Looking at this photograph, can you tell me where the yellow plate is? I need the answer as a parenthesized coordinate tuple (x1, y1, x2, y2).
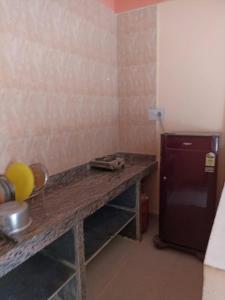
(5, 162, 34, 202)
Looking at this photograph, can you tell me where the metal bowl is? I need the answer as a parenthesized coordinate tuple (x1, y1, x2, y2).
(0, 201, 32, 235)
(30, 163, 49, 194)
(0, 175, 15, 203)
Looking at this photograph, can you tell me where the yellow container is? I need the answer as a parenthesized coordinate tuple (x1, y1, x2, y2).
(5, 162, 35, 202)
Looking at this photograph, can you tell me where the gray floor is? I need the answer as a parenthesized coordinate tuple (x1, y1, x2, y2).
(87, 218, 203, 300)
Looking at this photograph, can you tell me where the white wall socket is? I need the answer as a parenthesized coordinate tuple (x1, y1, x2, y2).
(148, 108, 165, 121)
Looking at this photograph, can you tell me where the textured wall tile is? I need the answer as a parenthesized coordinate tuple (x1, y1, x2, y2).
(118, 30, 157, 66)
(119, 124, 157, 154)
(117, 6, 156, 34)
(0, 0, 119, 174)
(118, 6, 157, 154)
(119, 95, 156, 126)
(0, 0, 157, 174)
(118, 64, 156, 97)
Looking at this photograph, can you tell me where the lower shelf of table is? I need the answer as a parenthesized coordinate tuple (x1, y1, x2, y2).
(50, 274, 77, 300)
(0, 252, 76, 300)
(84, 206, 135, 264)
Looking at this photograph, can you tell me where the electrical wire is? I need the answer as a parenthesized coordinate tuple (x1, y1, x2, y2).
(157, 112, 165, 133)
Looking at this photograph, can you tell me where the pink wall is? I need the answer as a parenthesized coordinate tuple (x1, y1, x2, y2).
(0, 0, 118, 175)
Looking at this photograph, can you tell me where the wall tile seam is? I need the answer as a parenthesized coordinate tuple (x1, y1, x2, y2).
(0, 125, 120, 139)
(0, 88, 119, 99)
(0, 32, 117, 67)
(0, 19, 117, 40)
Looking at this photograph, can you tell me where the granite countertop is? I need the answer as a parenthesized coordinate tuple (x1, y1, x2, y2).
(0, 153, 157, 277)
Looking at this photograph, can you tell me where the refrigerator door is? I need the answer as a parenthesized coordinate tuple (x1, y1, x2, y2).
(160, 135, 218, 251)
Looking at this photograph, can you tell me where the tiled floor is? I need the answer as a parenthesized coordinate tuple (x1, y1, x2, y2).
(87, 218, 203, 300)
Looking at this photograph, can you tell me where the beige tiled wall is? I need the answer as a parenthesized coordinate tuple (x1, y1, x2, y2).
(118, 7, 157, 154)
(0, 0, 157, 175)
(0, 0, 119, 174)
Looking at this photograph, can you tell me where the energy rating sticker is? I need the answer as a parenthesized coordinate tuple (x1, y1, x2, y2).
(205, 152, 216, 167)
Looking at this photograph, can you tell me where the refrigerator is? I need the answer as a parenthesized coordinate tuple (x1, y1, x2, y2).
(159, 133, 219, 253)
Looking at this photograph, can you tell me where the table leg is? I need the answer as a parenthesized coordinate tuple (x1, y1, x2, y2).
(74, 219, 86, 300)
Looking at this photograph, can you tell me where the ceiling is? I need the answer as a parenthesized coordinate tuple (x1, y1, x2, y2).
(99, 0, 167, 13)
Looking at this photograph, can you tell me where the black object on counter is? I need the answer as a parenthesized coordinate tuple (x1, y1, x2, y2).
(90, 155, 125, 171)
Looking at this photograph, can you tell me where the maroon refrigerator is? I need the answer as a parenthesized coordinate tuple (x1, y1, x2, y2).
(158, 133, 219, 255)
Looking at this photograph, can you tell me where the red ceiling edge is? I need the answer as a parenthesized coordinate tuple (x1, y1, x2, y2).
(115, 0, 168, 13)
(98, 0, 167, 13)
